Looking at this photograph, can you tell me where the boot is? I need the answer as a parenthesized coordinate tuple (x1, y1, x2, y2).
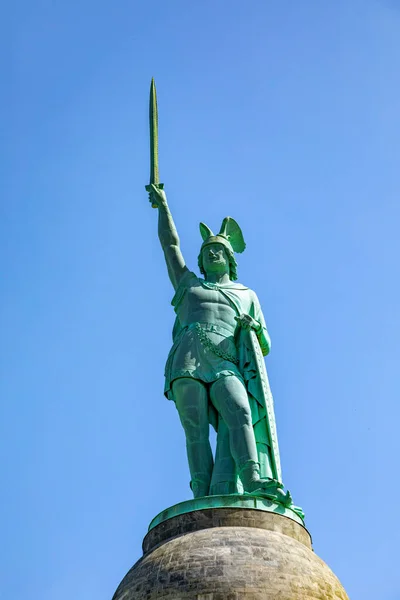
(190, 477, 211, 498)
(239, 460, 292, 506)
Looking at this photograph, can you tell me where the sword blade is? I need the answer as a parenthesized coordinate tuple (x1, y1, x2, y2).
(146, 79, 163, 207)
(149, 78, 159, 185)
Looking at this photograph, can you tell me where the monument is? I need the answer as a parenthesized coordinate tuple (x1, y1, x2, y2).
(111, 80, 349, 599)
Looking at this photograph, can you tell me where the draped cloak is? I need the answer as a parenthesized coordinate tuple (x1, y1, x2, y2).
(164, 270, 282, 485)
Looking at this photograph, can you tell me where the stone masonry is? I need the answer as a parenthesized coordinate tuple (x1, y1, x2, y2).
(112, 508, 349, 600)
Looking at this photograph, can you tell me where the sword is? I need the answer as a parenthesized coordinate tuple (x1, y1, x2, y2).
(145, 78, 164, 207)
(248, 328, 282, 483)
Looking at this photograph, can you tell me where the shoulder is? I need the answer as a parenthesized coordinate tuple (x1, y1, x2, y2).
(171, 270, 198, 308)
(223, 281, 250, 291)
(232, 283, 258, 303)
(243, 288, 262, 310)
(177, 269, 199, 288)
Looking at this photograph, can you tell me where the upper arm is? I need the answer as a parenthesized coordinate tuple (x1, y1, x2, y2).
(164, 244, 188, 290)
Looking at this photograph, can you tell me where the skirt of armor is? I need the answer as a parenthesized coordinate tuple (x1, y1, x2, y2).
(164, 324, 243, 399)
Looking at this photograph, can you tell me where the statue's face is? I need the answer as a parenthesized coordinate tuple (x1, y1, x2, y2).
(202, 243, 229, 276)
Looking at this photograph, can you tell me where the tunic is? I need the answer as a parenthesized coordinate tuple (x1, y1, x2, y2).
(164, 270, 269, 399)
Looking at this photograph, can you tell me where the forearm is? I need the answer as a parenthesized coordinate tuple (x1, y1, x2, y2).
(158, 203, 180, 250)
(257, 325, 271, 356)
(236, 313, 271, 356)
(149, 185, 186, 288)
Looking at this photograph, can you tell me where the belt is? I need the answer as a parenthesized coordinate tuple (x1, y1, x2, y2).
(190, 322, 239, 365)
(187, 321, 236, 338)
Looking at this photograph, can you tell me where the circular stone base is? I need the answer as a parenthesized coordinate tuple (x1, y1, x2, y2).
(148, 493, 305, 529)
(112, 508, 349, 600)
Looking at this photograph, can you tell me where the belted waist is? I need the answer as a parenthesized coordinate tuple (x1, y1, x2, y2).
(190, 322, 238, 365)
(169, 321, 239, 366)
(186, 321, 236, 338)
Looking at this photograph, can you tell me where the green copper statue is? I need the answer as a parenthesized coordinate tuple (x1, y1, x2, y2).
(146, 80, 299, 513)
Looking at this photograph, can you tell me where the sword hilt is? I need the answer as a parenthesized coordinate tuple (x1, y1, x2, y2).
(145, 182, 164, 208)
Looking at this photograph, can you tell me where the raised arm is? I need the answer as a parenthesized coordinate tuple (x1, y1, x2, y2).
(148, 184, 188, 290)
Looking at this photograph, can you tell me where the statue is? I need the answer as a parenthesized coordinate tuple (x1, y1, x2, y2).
(146, 80, 301, 516)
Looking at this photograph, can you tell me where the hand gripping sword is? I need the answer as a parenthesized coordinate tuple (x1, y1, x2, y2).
(145, 78, 164, 207)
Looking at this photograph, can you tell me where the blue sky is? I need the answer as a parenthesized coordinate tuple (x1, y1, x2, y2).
(2, 1, 399, 598)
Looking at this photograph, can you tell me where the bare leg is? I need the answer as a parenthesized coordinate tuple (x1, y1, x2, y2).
(210, 417, 237, 495)
(210, 376, 258, 472)
(172, 377, 213, 498)
(210, 376, 291, 504)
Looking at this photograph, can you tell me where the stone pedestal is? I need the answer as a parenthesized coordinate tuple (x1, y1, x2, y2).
(112, 507, 349, 600)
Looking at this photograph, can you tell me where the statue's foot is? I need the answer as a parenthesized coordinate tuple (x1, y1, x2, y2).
(244, 476, 280, 494)
(246, 477, 293, 507)
(190, 479, 210, 498)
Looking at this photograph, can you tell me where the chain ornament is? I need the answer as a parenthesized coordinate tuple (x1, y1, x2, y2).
(195, 323, 239, 365)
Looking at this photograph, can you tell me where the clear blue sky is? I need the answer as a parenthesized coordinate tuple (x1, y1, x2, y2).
(2, 1, 399, 598)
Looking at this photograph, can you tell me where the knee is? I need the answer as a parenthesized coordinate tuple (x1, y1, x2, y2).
(230, 403, 252, 429)
(211, 378, 253, 429)
(179, 407, 209, 442)
(222, 394, 253, 429)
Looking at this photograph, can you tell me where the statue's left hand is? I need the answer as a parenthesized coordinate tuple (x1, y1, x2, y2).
(235, 314, 261, 332)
